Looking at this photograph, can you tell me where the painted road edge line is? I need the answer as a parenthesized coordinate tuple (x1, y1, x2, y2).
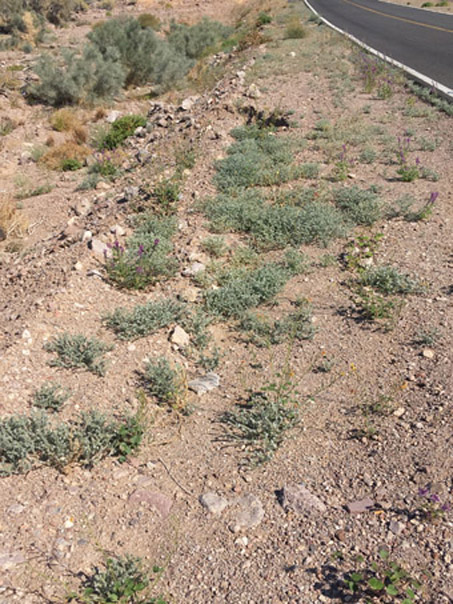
(303, 0, 453, 101)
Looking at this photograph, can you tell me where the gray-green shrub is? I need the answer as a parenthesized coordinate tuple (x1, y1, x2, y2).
(44, 333, 112, 376)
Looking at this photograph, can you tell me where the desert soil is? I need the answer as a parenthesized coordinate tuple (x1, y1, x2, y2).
(0, 0, 452, 603)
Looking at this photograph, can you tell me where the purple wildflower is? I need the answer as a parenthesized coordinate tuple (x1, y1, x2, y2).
(429, 192, 439, 204)
(138, 244, 145, 257)
(418, 486, 430, 497)
(154, 238, 160, 246)
(136, 266, 144, 274)
(430, 494, 440, 503)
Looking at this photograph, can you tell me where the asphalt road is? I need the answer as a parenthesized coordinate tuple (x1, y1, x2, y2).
(306, 0, 453, 92)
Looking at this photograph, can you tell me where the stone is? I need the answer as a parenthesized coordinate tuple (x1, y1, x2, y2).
(393, 407, 406, 418)
(110, 224, 126, 237)
(182, 262, 205, 277)
(281, 484, 327, 515)
(199, 492, 229, 515)
(0, 227, 6, 242)
(89, 238, 109, 259)
(180, 96, 197, 111)
(180, 287, 200, 303)
(422, 348, 435, 359)
(73, 261, 83, 272)
(170, 326, 190, 348)
(7, 504, 25, 515)
(246, 83, 262, 99)
(106, 110, 121, 123)
(0, 552, 26, 571)
(231, 494, 264, 532)
(73, 198, 92, 217)
(346, 497, 375, 514)
(137, 149, 151, 164)
(188, 373, 220, 396)
(96, 181, 111, 191)
(82, 230, 92, 243)
(128, 490, 172, 518)
(134, 126, 146, 137)
(389, 520, 405, 535)
(122, 186, 139, 201)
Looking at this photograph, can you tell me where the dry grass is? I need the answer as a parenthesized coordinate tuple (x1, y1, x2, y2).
(50, 108, 88, 143)
(40, 141, 91, 170)
(232, 0, 286, 25)
(0, 195, 28, 243)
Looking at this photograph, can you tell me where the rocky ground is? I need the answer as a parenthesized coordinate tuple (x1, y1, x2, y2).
(0, 1, 452, 603)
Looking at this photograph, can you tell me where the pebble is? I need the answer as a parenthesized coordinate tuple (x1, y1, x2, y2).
(128, 489, 172, 518)
(188, 373, 220, 395)
(230, 494, 264, 532)
(199, 492, 229, 515)
(393, 407, 406, 418)
(170, 325, 190, 348)
(389, 520, 405, 535)
(281, 484, 327, 515)
(422, 348, 435, 359)
(0, 552, 26, 571)
(182, 262, 205, 277)
(346, 497, 375, 514)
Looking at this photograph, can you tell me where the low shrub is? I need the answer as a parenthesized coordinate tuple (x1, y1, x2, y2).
(167, 17, 233, 60)
(41, 141, 90, 170)
(32, 382, 70, 412)
(284, 16, 307, 39)
(99, 114, 146, 150)
(142, 357, 184, 408)
(359, 265, 420, 295)
(0, 410, 143, 476)
(105, 215, 178, 290)
(137, 13, 161, 30)
(44, 333, 113, 376)
(204, 262, 290, 319)
(333, 186, 383, 226)
(104, 298, 185, 340)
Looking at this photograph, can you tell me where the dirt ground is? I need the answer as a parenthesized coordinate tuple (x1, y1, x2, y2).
(0, 1, 452, 603)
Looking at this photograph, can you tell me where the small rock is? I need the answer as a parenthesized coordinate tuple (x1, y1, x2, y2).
(89, 238, 109, 258)
(188, 373, 220, 395)
(73, 261, 83, 272)
(110, 224, 126, 237)
(393, 407, 406, 418)
(335, 529, 346, 542)
(0, 227, 6, 242)
(231, 494, 264, 532)
(180, 96, 197, 111)
(106, 110, 121, 123)
(422, 348, 435, 359)
(122, 186, 139, 201)
(389, 520, 405, 535)
(182, 262, 205, 277)
(235, 536, 249, 547)
(134, 126, 146, 137)
(82, 230, 92, 243)
(96, 181, 111, 191)
(136, 149, 151, 164)
(0, 552, 26, 571)
(289, 51, 296, 57)
(170, 326, 190, 347)
(199, 492, 229, 515)
(246, 83, 262, 99)
(128, 490, 172, 518)
(73, 199, 92, 217)
(7, 504, 25, 515)
(346, 497, 375, 514)
(281, 484, 327, 515)
(180, 287, 200, 303)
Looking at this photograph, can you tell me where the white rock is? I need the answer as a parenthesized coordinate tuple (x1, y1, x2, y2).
(199, 492, 229, 515)
(422, 348, 435, 359)
(182, 262, 205, 277)
(170, 326, 190, 348)
(188, 373, 220, 395)
(106, 110, 121, 123)
(110, 224, 126, 237)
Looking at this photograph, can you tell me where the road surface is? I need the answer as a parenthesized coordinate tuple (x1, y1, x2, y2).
(306, 0, 453, 93)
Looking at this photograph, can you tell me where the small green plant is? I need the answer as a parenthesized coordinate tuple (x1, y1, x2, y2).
(344, 233, 383, 273)
(32, 382, 71, 412)
(105, 216, 178, 290)
(256, 11, 272, 27)
(104, 298, 185, 340)
(137, 13, 161, 30)
(354, 287, 400, 322)
(220, 369, 300, 465)
(99, 115, 146, 150)
(201, 236, 227, 258)
(204, 262, 290, 319)
(344, 549, 423, 602)
(44, 333, 113, 376)
(151, 179, 180, 214)
(413, 327, 439, 347)
(68, 554, 166, 603)
(0, 411, 143, 476)
(61, 158, 83, 171)
(359, 265, 420, 295)
(143, 357, 186, 410)
(333, 186, 382, 226)
(284, 16, 307, 39)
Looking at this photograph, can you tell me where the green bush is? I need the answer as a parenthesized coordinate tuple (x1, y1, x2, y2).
(0, 411, 143, 476)
(44, 333, 113, 376)
(204, 190, 347, 249)
(99, 114, 146, 150)
(333, 186, 383, 226)
(137, 13, 161, 30)
(359, 265, 420, 295)
(142, 357, 182, 405)
(204, 263, 290, 319)
(104, 298, 185, 340)
(167, 17, 233, 59)
(105, 215, 178, 290)
(213, 129, 298, 192)
(61, 157, 83, 171)
(30, 45, 125, 106)
(32, 382, 70, 412)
